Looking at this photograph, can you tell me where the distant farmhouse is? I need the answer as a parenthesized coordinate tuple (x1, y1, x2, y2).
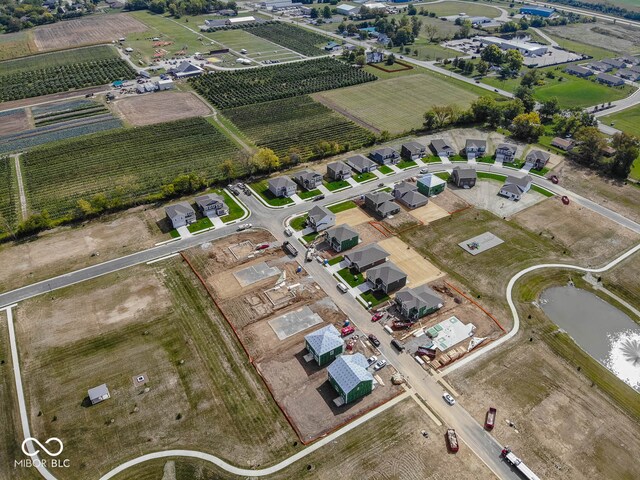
(551, 137, 575, 151)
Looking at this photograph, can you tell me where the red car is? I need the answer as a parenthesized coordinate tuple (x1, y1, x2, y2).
(341, 326, 355, 337)
(256, 243, 269, 250)
(371, 312, 384, 322)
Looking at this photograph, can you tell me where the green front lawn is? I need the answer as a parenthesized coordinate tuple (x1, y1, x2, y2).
(424, 155, 442, 163)
(450, 154, 466, 162)
(290, 214, 308, 231)
(328, 255, 343, 266)
(477, 172, 506, 182)
(360, 289, 390, 308)
(531, 185, 554, 197)
(298, 188, 322, 200)
(187, 217, 213, 233)
(217, 189, 245, 223)
(478, 156, 495, 164)
(397, 160, 417, 170)
(378, 165, 394, 175)
(503, 160, 525, 170)
(530, 166, 550, 176)
(435, 172, 450, 181)
(250, 180, 294, 206)
(328, 200, 357, 213)
(337, 267, 365, 287)
(303, 232, 319, 243)
(324, 179, 351, 191)
(353, 172, 377, 183)
(169, 228, 180, 238)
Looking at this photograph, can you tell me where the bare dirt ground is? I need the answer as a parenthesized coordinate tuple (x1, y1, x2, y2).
(513, 196, 639, 266)
(430, 188, 470, 213)
(0, 206, 164, 292)
(554, 160, 640, 224)
(448, 339, 640, 480)
(334, 206, 371, 226)
(0, 109, 30, 136)
(601, 251, 640, 311)
(378, 236, 445, 287)
(409, 201, 450, 223)
(451, 180, 547, 218)
(544, 22, 640, 55)
(381, 208, 421, 232)
(111, 91, 212, 127)
(33, 15, 148, 51)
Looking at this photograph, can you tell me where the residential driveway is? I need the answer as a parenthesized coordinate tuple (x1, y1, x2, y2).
(176, 226, 192, 238)
(450, 181, 546, 217)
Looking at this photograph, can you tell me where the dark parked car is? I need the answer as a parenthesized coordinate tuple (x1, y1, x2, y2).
(391, 339, 405, 352)
(368, 334, 380, 347)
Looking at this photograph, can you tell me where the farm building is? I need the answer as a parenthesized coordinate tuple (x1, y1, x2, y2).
(417, 174, 446, 197)
(268, 176, 297, 197)
(401, 141, 427, 160)
(136, 83, 157, 94)
(524, 150, 550, 170)
(370, 147, 400, 165)
(226, 16, 255, 25)
(156, 79, 174, 90)
(307, 205, 336, 232)
(430, 139, 455, 157)
(495, 143, 517, 163)
(393, 182, 429, 209)
(364, 191, 400, 218)
(551, 137, 574, 151)
(169, 61, 204, 79)
(293, 170, 323, 190)
(564, 65, 593, 78)
(344, 244, 389, 272)
(165, 202, 196, 228)
(395, 285, 444, 320)
(195, 193, 228, 217)
(366, 261, 407, 294)
(596, 73, 625, 86)
(327, 224, 359, 252)
(519, 6, 554, 17)
(327, 161, 352, 180)
(337, 4, 360, 15)
(499, 175, 532, 201)
(88, 384, 111, 405)
(347, 154, 377, 173)
(451, 167, 476, 189)
(478, 36, 547, 56)
(464, 139, 487, 157)
(305, 325, 344, 367)
(327, 353, 373, 405)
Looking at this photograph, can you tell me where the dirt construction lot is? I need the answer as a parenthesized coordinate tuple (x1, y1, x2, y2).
(451, 180, 547, 218)
(0, 109, 30, 136)
(448, 339, 640, 480)
(378, 236, 445, 287)
(111, 91, 212, 126)
(334, 207, 371, 227)
(409, 201, 450, 224)
(33, 15, 148, 51)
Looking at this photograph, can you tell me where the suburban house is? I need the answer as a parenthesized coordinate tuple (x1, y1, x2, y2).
(88, 384, 111, 405)
(401, 141, 427, 160)
(327, 353, 373, 405)
(344, 244, 389, 272)
(395, 285, 444, 320)
(168, 61, 204, 78)
(165, 201, 196, 228)
(304, 325, 344, 367)
(307, 205, 336, 232)
(393, 182, 429, 209)
(293, 170, 323, 190)
(617, 69, 640, 81)
(327, 161, 352, 181)
(417, 174, 446, 197)
(551, 137, 575, 151)
(525, 150, 551, 170)
(596, 73, 625, 86)
(364, 191, 401, 218)
(430, 139, 456, 157)
(346, 154, 377, 173)
(195, 193, 228, 217)
(464, 139, 487, 157)
(370, 147, 400, 165)
(601, 58, 626, 69)
(588, 61, 612, 72)
(268, 176, 297, 197)
(366, 261, 407, 294)
(495, 143, 517, 163)
(327, 224, 359, 252)
(451, 167, 477, 189)
(564, 65, 593, 78)
(499, 175, 533, 201)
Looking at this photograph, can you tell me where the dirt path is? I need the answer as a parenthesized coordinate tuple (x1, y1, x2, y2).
(10, 154, 27, 220)
(208, 112, 255, 155)
(312, 93, 381, 134)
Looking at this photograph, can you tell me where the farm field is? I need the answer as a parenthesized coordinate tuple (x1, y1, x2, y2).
(20, 117, 241, 219)
(190, 57, 377, 109)
(32, 14, 149, 51)
(0, 45, 121, 75)
(111, 91, 212, 126)
(0, 109, 30, 136)
(15, 259, 300, 480)
(421, 0, 502, 17)
(223, 96, 373, 160)
(539, 30, 620, 59)
(209, 29, 301, 62)
(571, 0, 640, 12)
(0, 30, 38, 61)
(0, 156, 18, 230)
(313, 73, 484, 134)
(543, 22, 640, 56)
(241, 22, 330, 57)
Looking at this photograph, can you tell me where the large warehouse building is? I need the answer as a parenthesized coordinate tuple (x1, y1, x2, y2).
(478, 36, 548, 56)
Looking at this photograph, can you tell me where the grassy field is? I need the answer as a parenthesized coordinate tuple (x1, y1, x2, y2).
(0, 30, 38, 61)
(601, 252, 640, 320)
(219, 189, 245, 223)
(16, 261, 300, 479)
(542, 23, 639, 57)
(21, 117, 241, 220)
(313, 73, 489, 134)
(337, 267, 364, 287)
(223, 96, 373, 160)
(421, 0, 502, 17)
(0, 45, 118, 75)
(210, 29, 301, 63)
(0, 156, 18, 231)
(328, 200, 357, 213)
(600, 106, 640, 179)
(539, 30, 621, 59)
(250, 179, 294, 206)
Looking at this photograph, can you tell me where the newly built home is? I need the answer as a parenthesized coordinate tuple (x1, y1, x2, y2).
(328, 353, 373, 405)
(307, 205, 336, 232)
(165, 201, 196, 228)
(499, 175, 532, 201)
(327, 224, 359, 252)
(364, 191, 401, 218)
(293, 170, 323, 190)
(370, 147, 400, 165)
(525, 150, 551, 170)
(366, 261, 407, 294)
(268, 176, 297, 197)
(464, 139, 487, 157)
(401, 141, 427, 160)
(393, 182, 428, 209)
(88, 384, 111, 405)
(305, 325, 344, 367)
(195, 193, 228, 217)
(495, 143, 517, 163)
(395, 285, 444, 320)
(430, 139, 455, 157)
(451, 167, 477, 189)
(344, 244, 389, 272)
(417, 174, 446, 196)
(346, 154, 377, 173)
(327, 161, 352, 181)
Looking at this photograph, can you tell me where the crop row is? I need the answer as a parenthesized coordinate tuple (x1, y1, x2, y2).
(33, 100, 104, 119)
(35, 106, 110, 126)
(190, 57, 377, 109)
(0, 46, 119, 76)
(0, 157, 17, 230)
(21, 118, 241, 219)
(0, 59, 136, 102)
(242, 23, 330, 57)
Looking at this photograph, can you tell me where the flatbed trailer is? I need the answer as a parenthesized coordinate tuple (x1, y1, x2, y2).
(446, 429, 459, 453)
(485, 407, 496, 430)
(502, 447, 540, 480)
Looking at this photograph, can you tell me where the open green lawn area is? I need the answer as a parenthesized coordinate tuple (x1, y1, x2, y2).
(530, 166, 550, 176)
(421, 0, 501, 17)
(298, 188, 322, 200)
(0, 29, 38, 61)
(290, 214, 308, 231)
(218, 189, 245, 223)
(531, 184, 554, 197)
(600, 105, 640, 138)
(477, 172, 506, 181)
(328, 255, 343, 266)
(477, 156, 495, 164)
(337, 267, 365, 287)
(540, 29, 623, 60)
(435, 172, 450, 181)
(313, 72, 492, 135)
(250, 179, 294, 206)
(187, 216, 213, 233)
(392, 37, 460, 62)
(209, 29, 301, 62)
(378, 165, 394, 175)
(360, 289, 390, 308)
(353, 171, 377, 183)
(424, 155, 442, 163)
(328, 199, 357, 213)
(324, 179, 350, 191)
(503, 160, 525, 170)
(302, 231, 319, 243)
(397, 160, 417, 169)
